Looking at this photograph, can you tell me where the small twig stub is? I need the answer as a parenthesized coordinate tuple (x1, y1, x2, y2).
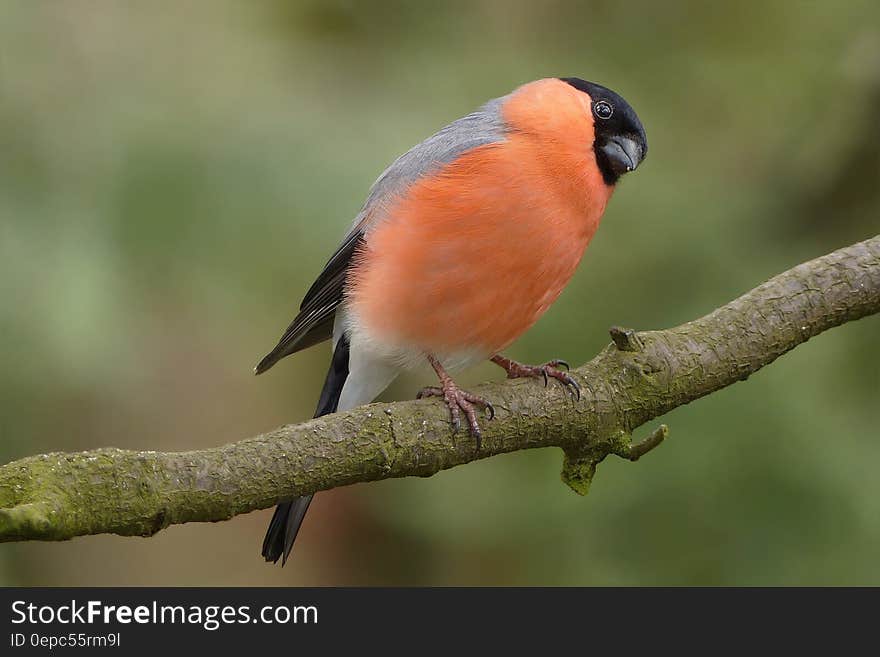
(609, 326, 644, 352)
(627, 425, 669, 461)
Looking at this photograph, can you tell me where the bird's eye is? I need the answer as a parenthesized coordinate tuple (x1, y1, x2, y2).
(593, 100, 613, 120)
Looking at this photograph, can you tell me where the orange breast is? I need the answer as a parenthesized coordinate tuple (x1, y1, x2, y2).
(347, 82, 614, 358)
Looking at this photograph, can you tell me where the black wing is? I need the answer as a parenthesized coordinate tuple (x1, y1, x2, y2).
(254, 229, 363, 374)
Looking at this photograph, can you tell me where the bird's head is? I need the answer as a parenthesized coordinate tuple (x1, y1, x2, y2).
(502, 77, 648, 188)
(559, 78, 648, 185)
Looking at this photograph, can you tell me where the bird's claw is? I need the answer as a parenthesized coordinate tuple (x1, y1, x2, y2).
(417, 383, 494, 450)
(538, 364, 580, 400)
(493, 356, 581, 400)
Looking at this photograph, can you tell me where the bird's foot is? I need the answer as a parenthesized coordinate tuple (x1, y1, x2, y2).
(417, 380, 494, 450)
(491, 354, 581, 400)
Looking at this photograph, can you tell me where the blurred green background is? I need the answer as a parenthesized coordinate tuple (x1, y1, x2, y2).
(1, 0, 878, 586)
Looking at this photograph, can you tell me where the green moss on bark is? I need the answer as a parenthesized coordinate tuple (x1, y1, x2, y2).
(0, 235, 878, 542)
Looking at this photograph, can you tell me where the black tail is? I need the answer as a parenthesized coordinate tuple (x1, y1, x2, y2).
(261, 334, 350, 565)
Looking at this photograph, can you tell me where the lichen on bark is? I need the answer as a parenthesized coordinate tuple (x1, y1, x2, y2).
(0, 235, 878, 543)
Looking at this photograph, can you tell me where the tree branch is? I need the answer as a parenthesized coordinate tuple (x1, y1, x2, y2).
(2, 235, 878, 542)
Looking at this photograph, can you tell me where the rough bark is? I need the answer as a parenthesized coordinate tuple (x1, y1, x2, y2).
(1, 235, 878, 542)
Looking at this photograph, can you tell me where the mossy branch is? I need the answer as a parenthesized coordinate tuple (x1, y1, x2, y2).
(1, 236, 878, 542)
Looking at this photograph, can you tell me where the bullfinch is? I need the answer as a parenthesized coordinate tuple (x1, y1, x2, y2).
(256, 77, 647, 564)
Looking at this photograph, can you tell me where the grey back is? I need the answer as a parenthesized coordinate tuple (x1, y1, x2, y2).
(255, 95, 509, 372)
(358, 95, 508, 227)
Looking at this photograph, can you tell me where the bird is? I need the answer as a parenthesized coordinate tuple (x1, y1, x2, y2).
(256, 77, 647, 565)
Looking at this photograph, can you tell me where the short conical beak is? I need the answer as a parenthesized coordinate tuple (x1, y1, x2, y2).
(601, 135, 645, 176)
